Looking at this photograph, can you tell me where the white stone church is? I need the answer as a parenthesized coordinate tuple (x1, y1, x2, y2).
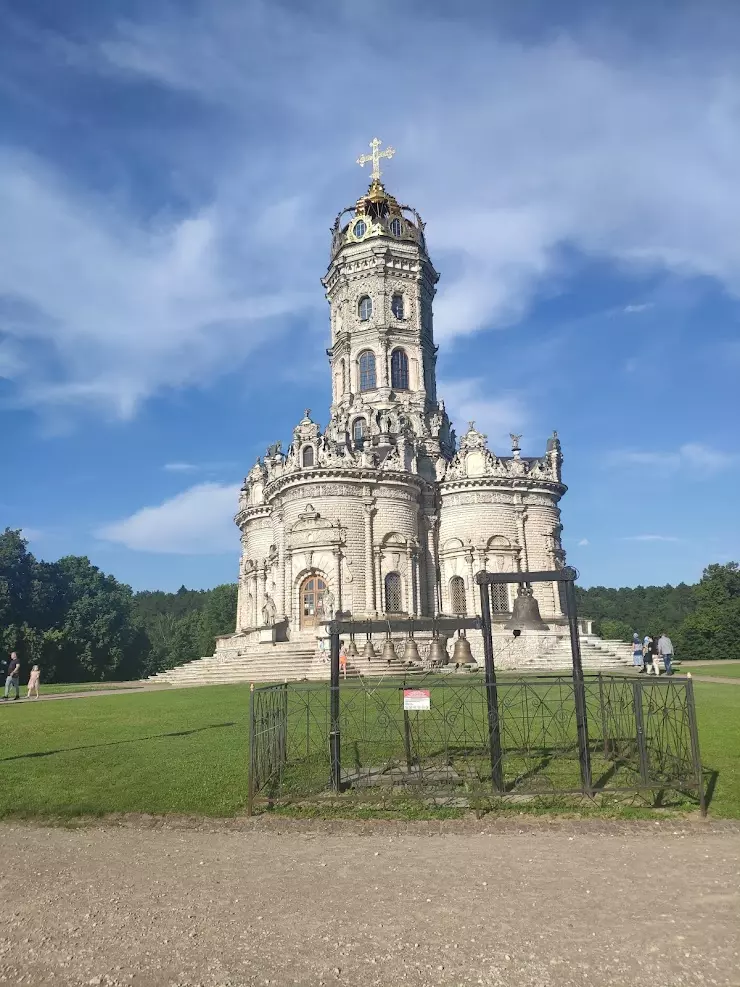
(151, 143, 635, 684)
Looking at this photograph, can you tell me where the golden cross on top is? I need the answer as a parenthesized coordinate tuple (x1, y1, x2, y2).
(356, 137, 395, 182)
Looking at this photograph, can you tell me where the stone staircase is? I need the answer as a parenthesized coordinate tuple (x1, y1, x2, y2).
(511, 634, 635, 672)
(145, 639, 415, 686)
(144, 634, 636, 687)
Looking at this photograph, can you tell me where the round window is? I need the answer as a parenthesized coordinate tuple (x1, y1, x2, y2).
(353, 220, 367, 238)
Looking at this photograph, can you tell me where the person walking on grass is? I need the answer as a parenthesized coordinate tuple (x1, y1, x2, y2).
(3, 652, 20, 701)
(632, 632, 644, 671)
(26, 664, 40, 700)
(657, 632, 674, 676)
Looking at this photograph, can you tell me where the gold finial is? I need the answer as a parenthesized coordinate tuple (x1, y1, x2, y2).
(356, 137, 396, 182)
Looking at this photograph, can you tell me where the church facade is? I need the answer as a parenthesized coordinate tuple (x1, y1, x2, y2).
(229, 144, 568, 650)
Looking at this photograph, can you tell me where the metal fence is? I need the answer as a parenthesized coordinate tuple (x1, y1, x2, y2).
(247, 672, 705, 813)
(246, 566, 704, 814)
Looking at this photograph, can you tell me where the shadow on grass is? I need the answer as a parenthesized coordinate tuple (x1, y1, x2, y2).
(703, 768, 720, 810)
(0, 722, 237, 763)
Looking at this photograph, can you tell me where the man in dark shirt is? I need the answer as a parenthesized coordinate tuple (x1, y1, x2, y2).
(3, 652, 20, 700)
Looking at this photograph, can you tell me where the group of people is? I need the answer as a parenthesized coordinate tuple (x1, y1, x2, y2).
(2, 653, 41, 701)
(632, 633, 675, 675)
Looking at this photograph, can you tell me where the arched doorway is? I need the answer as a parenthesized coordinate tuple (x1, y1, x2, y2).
(300, 574, 327, 629)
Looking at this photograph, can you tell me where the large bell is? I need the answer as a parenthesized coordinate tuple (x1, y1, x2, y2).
(505, 584, 549, 632)
(428, 635, 449, 666)
(452, 633, 475, 667)
(404, 637, 421, 664)
(362, 638, 376, 658)
(346, 638, 359, 658)
(382, 637, 398, 663)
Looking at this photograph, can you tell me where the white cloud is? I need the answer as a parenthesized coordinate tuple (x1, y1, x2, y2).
(577, 538, 590, 547)
(163, 462, 198, 472)
(439, 378, 529, 452)
(607, 444, 737, 474)
(623, 303, 653, 314)
(6, 3, 740, 417)
(96, 482, 240, 554)
(622, 535, 680, 543)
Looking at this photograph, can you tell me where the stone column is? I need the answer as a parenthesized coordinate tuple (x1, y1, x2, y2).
(256, 564, 267, 625)
(275, 512, 286, 617)
(465, 549, 477, 616)
(333, 546, 342, 616)
(285, 551, 293, 624)
(363, 499, 376, 614)
(380, 339, 390, 388)
(406, 545, 416, 616)
(427, 514, 442, 617)
(514, 505, 529, 571)
(375, 545, 384, 613)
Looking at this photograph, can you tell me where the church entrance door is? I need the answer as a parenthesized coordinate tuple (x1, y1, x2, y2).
(300, 574, 327, 630)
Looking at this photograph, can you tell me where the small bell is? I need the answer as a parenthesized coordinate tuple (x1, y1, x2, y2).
(452, 632, 475, 667)
(381, 637, 398, 663)
(346, 637, 359, 658)
(428, 634, 449, 666)
(404, 637, 421, 664)
(362, 638, 376, 658)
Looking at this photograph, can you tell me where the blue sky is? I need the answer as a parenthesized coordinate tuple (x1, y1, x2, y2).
(1, 0, 739, 592)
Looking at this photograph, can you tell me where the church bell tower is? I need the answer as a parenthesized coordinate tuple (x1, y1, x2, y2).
(322, 139, 453, 476)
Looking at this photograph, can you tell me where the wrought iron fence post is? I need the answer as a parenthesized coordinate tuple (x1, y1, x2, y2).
(685, 675, 707, 816)
(596, 673, 608, 757)
(247, 682, 255, 817)
(479, 580, 504, 792)
(403, 708, 413, 774)
(329, 623, 341, 791)
(631, 678, 650, 785)
(563, 575, 593, 795)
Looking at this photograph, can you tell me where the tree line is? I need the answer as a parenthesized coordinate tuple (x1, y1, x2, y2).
(0, 529, 235, 682)
(1, 528, 738, 681)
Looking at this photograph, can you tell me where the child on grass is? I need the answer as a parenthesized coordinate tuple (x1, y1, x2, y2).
(26, 664, 40, 699)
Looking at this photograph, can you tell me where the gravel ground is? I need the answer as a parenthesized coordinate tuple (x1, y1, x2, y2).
(0, 819, 738, 987)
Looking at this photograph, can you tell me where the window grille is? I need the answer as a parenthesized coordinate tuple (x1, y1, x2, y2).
(384, 571, 402, 613)
(358, 296, 373, 321)
(389, 217, 402, 236)
(449, 576, 467, 615)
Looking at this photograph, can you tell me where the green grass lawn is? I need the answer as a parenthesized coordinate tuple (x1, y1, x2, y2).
(0, 679, 737, 820)
(686, 664, 740, 679)
(39, 682, 147, 695)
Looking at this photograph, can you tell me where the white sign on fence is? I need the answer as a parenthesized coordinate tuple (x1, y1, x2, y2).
(403, 688, 431, 711)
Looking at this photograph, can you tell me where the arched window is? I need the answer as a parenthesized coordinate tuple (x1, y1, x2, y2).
(352, 417, 366, 447)
(302, 446, 314, 468)
(384, 571, 402, 613)
(359, 350, 376, 391)
(449, 576, 467, 616)
(358, 296, 373, 321)
(353, 220, 366, 239)
(391, 293, 404, 319)
(390, 348, 409, 390)
(389, 217, 402, 237)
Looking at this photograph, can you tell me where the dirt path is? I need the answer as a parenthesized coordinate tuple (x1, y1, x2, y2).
(1, 820, 738, 987)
